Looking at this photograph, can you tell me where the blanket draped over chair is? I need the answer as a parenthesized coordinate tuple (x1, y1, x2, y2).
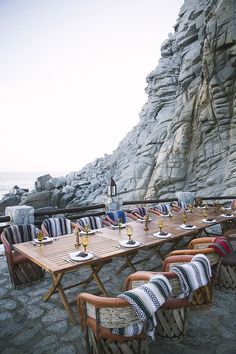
(113, 274, 172, 338)
(42, 218, 72, 237)
(207, 237, 233, 257)
(170, 254, 212, 296)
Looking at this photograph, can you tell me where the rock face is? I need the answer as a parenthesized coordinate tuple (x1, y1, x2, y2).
(1, 0, 235, 214)
(64, 0, 236, 204)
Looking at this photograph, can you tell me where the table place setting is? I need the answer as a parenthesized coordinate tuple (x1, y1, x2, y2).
(118, 225, 140, 248)
(111, 223, 126, 229)
(68, 251, 94, 262)
(153, 231, 172, 239)
(179, 224, 197, 230)
(201, 218, 216, 223)
(221, 213, 234, 218)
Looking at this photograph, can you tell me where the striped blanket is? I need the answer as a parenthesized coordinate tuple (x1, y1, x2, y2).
(171, 254, 212, 296)
(112, 274, 172, 338)
(154, 204, 170, 215)
(42, 218, 72, 237)
(106, 210, 127, 224)
(76, 216, 102, 230)
(3, 224, 38, 248)
(207, 237, 233, 257)
(131, 207, 147, 218)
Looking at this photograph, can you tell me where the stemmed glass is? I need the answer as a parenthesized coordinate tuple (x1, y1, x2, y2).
(158, 220, 164, 233)
(117, 218, 123, 229)
(80, 234, 89, 256)
(126, 225, 134, 244)
(37, 230, 44, 247)
(182, 211, 187, 225)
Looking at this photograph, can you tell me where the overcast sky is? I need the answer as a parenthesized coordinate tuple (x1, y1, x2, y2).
(0, 0, 183, 175)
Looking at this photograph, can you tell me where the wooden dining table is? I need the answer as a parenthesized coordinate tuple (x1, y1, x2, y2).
(13, 206, 236, 324)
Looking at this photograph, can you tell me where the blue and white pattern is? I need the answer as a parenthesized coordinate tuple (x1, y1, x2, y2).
(106, 210, 127, 224)
(153, 204, 170, 215)
(131, 207, 147, 218)
(170, 254, 212, 296)
(77, 216, 103, 230)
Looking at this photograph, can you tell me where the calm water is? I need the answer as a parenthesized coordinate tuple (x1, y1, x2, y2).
(0, 172, 67, 200)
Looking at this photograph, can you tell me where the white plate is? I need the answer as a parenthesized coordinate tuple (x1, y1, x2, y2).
(112, 224, 126, 229)
(221, 214, 234, 218)
(153, 232, 172, 238)
(80, 230, 96, 235)
(137, 218, 145, 222)
(137, 218, 152, 222)
(119, 240, 140, 248)
(222, 207, 231, 210)
(160, 214, 170, 218)
(69, 251, 94, 262)
(179, 224, 197, 230)
(35, 237, 53, 244)
(201, 219, 216, 223)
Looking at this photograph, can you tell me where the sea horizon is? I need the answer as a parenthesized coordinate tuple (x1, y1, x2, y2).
(0, 171, 68, 200)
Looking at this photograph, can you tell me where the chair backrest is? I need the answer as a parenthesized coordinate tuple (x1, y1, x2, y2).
(154, 204, 170, 215)
(1, 224, 38, 248)
(42, 218, 72, 237)
(78, 293, 140, 329)
(77, 216, 103, 230)
(106, 210, 127, 224)
(131, 207, 147, 218)
(188, 237, 216, 249)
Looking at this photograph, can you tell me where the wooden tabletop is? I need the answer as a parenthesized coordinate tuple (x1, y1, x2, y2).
(13, 207, 235, 275)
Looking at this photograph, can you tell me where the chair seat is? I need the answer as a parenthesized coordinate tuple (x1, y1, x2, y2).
(222, 251, 236, 266)
(13, 252, 31, 265)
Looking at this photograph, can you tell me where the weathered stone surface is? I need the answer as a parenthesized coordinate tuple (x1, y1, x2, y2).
(1, 0, 235, 215)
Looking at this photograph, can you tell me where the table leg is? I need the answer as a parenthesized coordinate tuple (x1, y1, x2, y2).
(43, 272, 77, 325)
(89, 264, 109, 296)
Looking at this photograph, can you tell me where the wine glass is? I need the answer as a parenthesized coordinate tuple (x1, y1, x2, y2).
(158, 220, 164, 233)
(182, 211, 187, 225)
(117, 218, 123, 229)
(74, 227, 81, 246)
(126, 225, 133, 244)
(81, 234, 89, 254)
(37, 230, 43, 247)
(84, 224, 91, 234)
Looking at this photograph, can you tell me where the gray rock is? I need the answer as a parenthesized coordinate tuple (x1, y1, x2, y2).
(35, 174, 52, 192)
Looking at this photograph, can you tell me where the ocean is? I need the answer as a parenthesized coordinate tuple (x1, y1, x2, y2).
(0, 172, 67, 201)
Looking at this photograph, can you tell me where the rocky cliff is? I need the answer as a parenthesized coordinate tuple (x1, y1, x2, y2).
(1, 0, 236, 213)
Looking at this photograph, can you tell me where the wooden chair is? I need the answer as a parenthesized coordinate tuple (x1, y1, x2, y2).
(213, 231, 236, 292)
(168, 237, 222, 308)
(41, 217, 77, 237)
(125, 266, 192, 341)
(78, 293, 147, 354)
(76, 216, 110, 231)
(1, 224, 45, 288)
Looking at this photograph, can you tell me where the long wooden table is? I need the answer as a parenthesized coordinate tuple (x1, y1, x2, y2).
(13, 207, 236, 324)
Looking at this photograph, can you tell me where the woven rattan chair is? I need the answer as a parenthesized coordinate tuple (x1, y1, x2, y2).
(41, 217, 77, 237)
(78, 293, 147, 354)
(212, 231, 236, 292)
(168, 237, 222, 309)
(125, 267, 192, 341)
(1, 224, 45, 288)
